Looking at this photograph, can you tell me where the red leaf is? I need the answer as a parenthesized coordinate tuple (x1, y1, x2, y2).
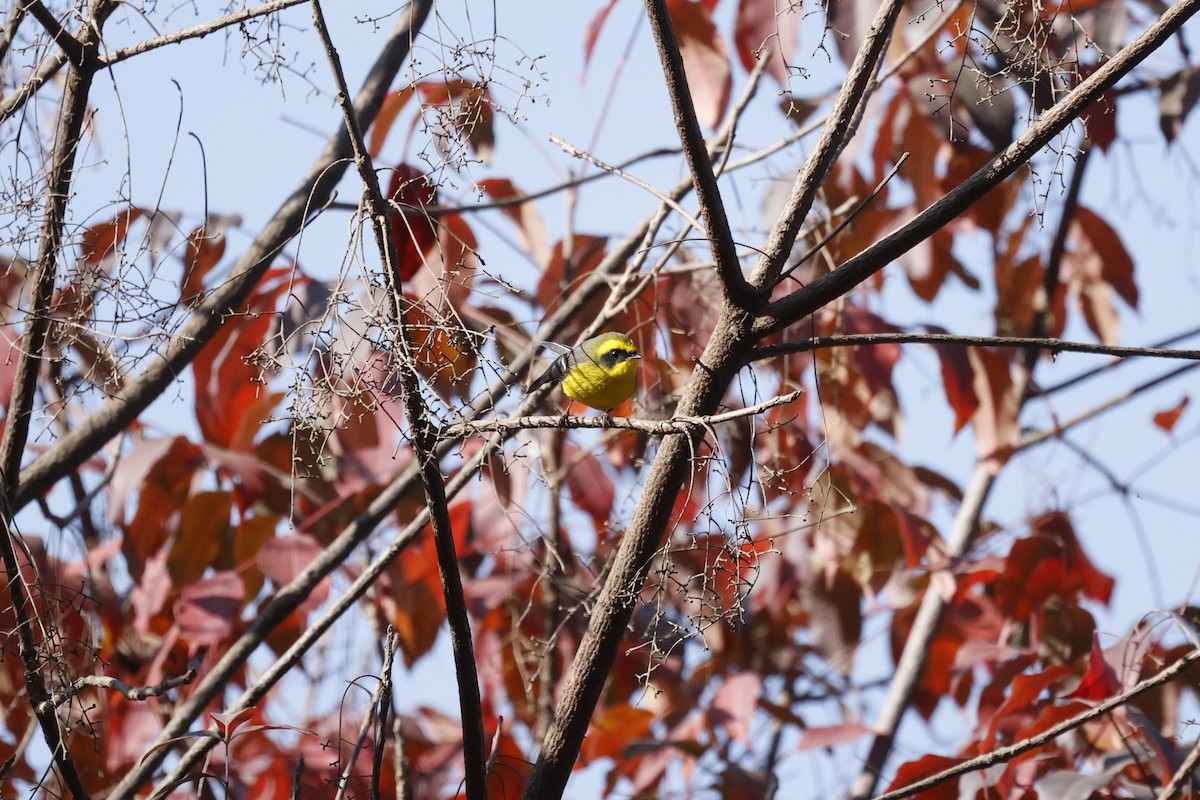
(734, 0, 801, 87)
(563, 444, 615, 530)
(932, 338, 978, 434)
(1153, 395, 1189, 433)
(581, 704, 655, 763)
(174, 571, 244, 648)
(1066, 635, 1122, 701)
(884, 754, 966, 799)
(584, 0, 622, 75)
(416, 79, 496, 163)
(368, 87, 414, 157)
(181, 215, 238, 306)
(388, 164, 440, 282)
(666, 0, 731, 128)
(79, 207, 144, 266)
(1073, 206, 1138, 308)
(259, 534, 329, 616)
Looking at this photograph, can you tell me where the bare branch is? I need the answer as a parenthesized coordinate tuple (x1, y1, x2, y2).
(22, 0, 83, 65)
(751, 333, 1200, 362)
(46, 670, 196, 709)
(98, 0, 307, 66)
(874, 648, 1200, 799)
(548, 133, 705, 234)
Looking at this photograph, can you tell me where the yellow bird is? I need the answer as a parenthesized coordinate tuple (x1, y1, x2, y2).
(528, 332, 641, 412)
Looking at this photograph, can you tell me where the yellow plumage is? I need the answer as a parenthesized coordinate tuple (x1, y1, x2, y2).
(528, 332, 641, 412)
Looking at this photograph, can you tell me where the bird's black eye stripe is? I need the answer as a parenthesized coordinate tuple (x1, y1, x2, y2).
(600, 347, 635, 367)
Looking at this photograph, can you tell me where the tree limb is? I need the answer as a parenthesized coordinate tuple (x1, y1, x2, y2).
(751, 333, 1200, 362)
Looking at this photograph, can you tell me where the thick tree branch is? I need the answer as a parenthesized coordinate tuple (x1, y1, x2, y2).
(643, 0, 755, 308)
(22, 0, 83, 65)
(755, 0, 1200, 336)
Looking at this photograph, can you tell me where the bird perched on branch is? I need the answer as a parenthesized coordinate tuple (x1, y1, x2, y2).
(528, 332, 641, 412)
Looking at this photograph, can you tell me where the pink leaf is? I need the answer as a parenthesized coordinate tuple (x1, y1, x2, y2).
(174, 571, 244, 647)
(797, 722, 873, 752)
(708, 671, 762, 743)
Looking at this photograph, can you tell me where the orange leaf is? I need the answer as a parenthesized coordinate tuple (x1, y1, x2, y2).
(478, 178, 550, 265)
(368, 87, 414, 157)
(665, 0, 731, 128)
(884, 754, 965, 799)
(1153, 395, 1189, 433)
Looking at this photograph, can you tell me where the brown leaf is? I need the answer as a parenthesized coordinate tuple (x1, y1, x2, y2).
(1153, 395, 1189, 433)
(1158, 64, 1200, 143)
(479, 178, 550, 266)
(167, 491, 232, 587)
(968, 347, 1020, 472)
(803, 567, 862, 675)
(666, 0, 731, 128)
(1073, 206, 1138, 309)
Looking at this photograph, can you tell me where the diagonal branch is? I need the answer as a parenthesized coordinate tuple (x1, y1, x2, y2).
(643, 0, 755, 308)
(755, 0, 1200, 336)
(749, 0, 906, 291)
(876, 647, 1200, 799)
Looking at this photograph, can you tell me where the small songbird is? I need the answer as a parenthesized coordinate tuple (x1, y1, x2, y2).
(527, 332, 641, 412)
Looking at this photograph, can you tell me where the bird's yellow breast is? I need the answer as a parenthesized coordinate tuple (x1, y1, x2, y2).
(561, 357, 638, 411)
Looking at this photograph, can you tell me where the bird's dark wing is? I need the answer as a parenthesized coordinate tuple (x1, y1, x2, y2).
(528, 351, 572, 392)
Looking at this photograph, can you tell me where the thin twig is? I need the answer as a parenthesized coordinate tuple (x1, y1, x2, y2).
(371, 629, 397, 800)
(874, 648, 1200, 799)
(776, 153, 909, 283)
(99, 0, 306, 66)
(750, 0, 906, 291)
(46, 670, 196, 709)
(548, 134, 705, 234)
(1157, 734, 1200, 799)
